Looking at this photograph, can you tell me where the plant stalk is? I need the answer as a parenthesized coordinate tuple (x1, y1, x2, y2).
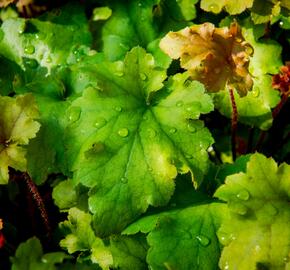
(229, 87, 238, 161)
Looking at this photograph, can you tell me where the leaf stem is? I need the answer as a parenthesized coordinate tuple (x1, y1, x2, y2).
(229, 87, 238, 161)
(23, 173, 51, 239)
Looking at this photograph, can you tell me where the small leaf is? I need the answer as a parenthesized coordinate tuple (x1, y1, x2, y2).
(0, 94, 40, 184)
(11, 237, 68, 270)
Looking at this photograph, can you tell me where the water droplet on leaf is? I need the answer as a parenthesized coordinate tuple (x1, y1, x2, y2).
(230, 202, 248, 215)
(236, 189, 250, 201)
(67, 106, 81, 123)
(114, 106, 122, 112)
(252, 87, 260, 97)
(95, 117, 107, 129)
(264, 203, 278, 216)
(169, 127, 177, 134)
(121, 177, 128, 183)
(24, 45, 35, 54)
(176, 100, 184, 107)
(196, 235, 211, 247)
(46, 56, 52, 63)
(140, 73, 147, 80)
(209, 4, 219, 13)
(118, 128, 129, 137)
(24, 58, 38, 69)
(147, 128, 156, 138)
(185, 153, 193, 159)
(187, 122, 196, 133)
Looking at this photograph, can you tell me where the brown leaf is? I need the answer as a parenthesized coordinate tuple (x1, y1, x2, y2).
(272, 62, 290, 96)
(160, 22, 253, 96)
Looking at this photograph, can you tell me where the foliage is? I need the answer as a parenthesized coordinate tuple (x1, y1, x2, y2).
(0, 1, 289, 270)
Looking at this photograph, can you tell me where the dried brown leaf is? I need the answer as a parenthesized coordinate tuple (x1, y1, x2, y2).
(160, 22, 253, 96)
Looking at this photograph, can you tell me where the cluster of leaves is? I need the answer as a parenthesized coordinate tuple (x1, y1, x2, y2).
(0, 0, 289, 269)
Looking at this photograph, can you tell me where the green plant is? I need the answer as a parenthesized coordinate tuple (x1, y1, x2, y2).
(0, 1, 289, 269)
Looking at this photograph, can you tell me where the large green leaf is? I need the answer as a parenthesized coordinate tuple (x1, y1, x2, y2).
(215, 153, 290, 270)
(65, 47, 214, 235)
(0, 94, 40, 184)
(11, 237, 68, 270)
(123, 198, 227, 269)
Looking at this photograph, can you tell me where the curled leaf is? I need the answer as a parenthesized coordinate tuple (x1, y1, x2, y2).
(160, 22, 253, 96)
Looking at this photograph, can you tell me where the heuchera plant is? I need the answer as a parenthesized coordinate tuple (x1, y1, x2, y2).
(0, 1, 289, 269)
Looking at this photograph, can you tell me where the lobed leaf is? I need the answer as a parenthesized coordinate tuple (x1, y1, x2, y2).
(160, 22, 253, 96)
(0, 94, 40, 184)
(65, 47, 214, 235)
(215, 153, 290, 270)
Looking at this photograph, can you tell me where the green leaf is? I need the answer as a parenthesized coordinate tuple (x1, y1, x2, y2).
(92, 0, 187, 67)
(161, 0, 199, 21)
(215, 153, 290, 270)
(200, 0, 254, 15)
(52, 180, 78, 210)
(65, 47, 214, 235)
(92, 7, 112, 21)
(22, 77, 70, 183)
(0, 94, 40, 184)
(124, 200, 227, 270)
(11, 237, 68, 270)
(251, 0, 290, 24)
(0, 3, 92, 74)
(59, 208, 113, 269)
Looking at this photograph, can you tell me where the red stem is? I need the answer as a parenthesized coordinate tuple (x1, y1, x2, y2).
(229, 87, 238, 161)
(23, 173, 51, 239)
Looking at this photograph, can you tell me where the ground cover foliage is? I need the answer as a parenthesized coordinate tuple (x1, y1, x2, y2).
(0, 0, 289, 269)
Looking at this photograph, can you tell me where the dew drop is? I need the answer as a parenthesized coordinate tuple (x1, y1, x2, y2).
(41, 258, 48, 263)
(138, 2, 142, 7)
(114, 106, 122, 112)
(24, 58, 38, 69)
(140, 73, 147, 80)
(229, 202, 248, 215)
(236, 189, 250, 201)
(185, 153, 193, 159)
(121, 177, 128, 183)
(218, 231, 232, 246)
(35, 33, 45, 39)
(147, 128, 156, 138)
(24, 45, 35, 55)
(118, 128, 129, 137)
(169, 127, 177, 134)
(67, 106, 81, 123)
(176, 100, 184, 107)
(187, 122, 196, 133)
(94, 117, 107, 129)
(209, 4, 219, 13)
(279, 21, 284, 27)
(196, 235, 211, 247)
(115, 71, 124, 77)
(46, 56, 52, 63)
(252, 87, 260, 97)
(264, 203, 278, 216)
